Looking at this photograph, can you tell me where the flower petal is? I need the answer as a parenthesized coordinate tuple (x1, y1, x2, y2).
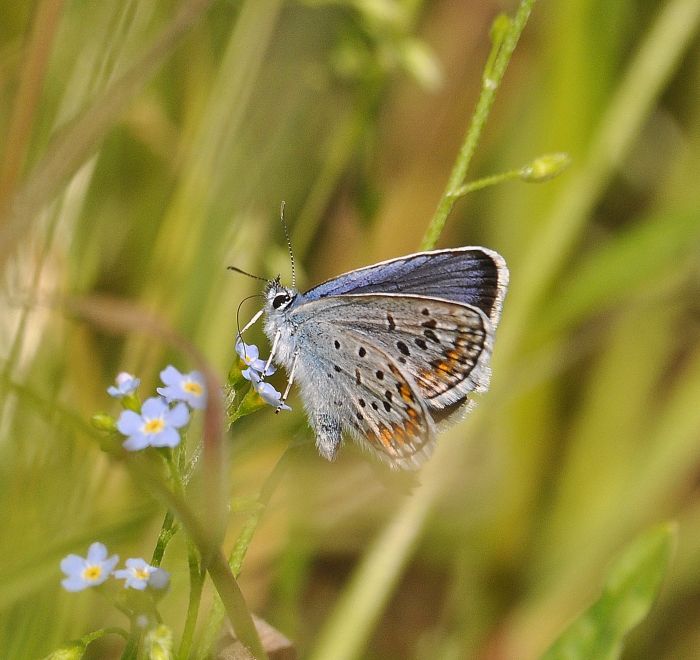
(62, 576, 89, 592)
(123, 433, 150, 451)
(104, 555, 119, 573)
(117, 410, 142, 435)
(160, 365, 183, 387)
(156, 385, 177, 401)
(236, 340, 259, 361)
(166, 403, 189, 428)
(150, 426, 180, 448)
(149, 568, 170, 590)
(142, 397, 168, 418)
(86, 542, 108, 563)
(60, 554, 85, 574)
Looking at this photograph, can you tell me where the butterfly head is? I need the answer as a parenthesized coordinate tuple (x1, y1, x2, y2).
(264, 276, 297, 314)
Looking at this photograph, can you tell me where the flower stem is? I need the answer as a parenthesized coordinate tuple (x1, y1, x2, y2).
(197, 440, 302, 658)
(164, 453, 205, 660)
(125, 452, 268, 660)
(420, 0, 536, 251)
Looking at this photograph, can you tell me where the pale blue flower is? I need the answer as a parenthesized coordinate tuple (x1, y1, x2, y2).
(107, 372, 140, 398)
(236, 339, 275, 376)
(245, 369, 291, 411)
(157, 365, 207, 409)
(113, 558, 158, 590)
(148, 567, 171, 590)
(60, 542, 119, 592)
(117, 397, 189, 451)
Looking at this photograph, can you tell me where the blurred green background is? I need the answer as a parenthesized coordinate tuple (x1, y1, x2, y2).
(1, 0, 700, 658)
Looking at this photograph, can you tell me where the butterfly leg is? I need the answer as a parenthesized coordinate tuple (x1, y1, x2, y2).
(263, 330, 281, 377)
(275, 350, 299, 414)
(237, 308, 264, 339)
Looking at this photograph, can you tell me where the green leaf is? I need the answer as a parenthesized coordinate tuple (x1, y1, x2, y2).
(541, 523, 677, 660)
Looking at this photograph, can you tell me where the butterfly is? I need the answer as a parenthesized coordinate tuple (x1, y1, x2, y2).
(239, 247, 508, 470)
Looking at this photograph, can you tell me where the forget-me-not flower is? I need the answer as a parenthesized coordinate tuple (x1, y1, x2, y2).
(113, 558, 159, 590)
(60, 542, 119, 592)
(117, 397, 189, 451)
(236, 339, 275, 376)
(107, 372, 140, 398)
(157, 365, 207, 409)
(148, 567, 171, 590)
(245, 369, 291, 411)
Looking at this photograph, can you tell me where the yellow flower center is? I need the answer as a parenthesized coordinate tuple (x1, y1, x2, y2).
(143, 418, 165, 435)
(183, 380, 203, 396)
(82, 565, 102, 581)
(134, 567, 150, 580)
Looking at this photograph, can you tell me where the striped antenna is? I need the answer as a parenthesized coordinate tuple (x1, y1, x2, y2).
(280, 201, 296, 288)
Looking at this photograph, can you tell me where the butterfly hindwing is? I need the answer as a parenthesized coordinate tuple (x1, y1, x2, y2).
(288, 311, 435, 468)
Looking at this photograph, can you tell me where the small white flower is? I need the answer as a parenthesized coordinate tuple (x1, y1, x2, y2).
(244, 369, 291, 411)
(60, 542, 119, 592)
(113, 557, 159, 590)
(236, 339, 275, 377)
(116, 397, 189, 451)
(107, 372, 140, 398)
(157, 365, 207, 409)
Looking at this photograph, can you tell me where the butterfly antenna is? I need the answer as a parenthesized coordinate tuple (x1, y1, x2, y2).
(280, 201, 296, 288)
(227, 265, 269, 283)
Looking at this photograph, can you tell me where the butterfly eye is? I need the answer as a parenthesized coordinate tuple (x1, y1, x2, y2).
(272, 294, 290, 309)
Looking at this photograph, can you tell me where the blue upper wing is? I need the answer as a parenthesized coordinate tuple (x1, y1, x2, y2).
(303, 247, 508, 325)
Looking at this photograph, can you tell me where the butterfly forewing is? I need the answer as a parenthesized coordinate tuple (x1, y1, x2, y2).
(304, 247, 508, 326)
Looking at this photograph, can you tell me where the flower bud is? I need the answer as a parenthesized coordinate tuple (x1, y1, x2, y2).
(144, 625, 174, 660)
(520, 152, 571, 182)
(90, 413, 117, 432)
(42, 642, 86, 660)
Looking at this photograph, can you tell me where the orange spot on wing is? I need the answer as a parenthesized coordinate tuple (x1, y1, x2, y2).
(446, 349, 461, 362)
(379, 426, 393, 447)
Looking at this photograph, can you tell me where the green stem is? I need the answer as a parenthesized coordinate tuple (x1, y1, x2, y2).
(165, 454, 205, 660)
(450, 168, 523, 199)
(420, 0, 536, 250)
(494, 0, 700, 370)
(197, 441, 301, 658)
(310, 4, 537, 659)
(150, 511, 179, 567)
(125, 453, 268, 660)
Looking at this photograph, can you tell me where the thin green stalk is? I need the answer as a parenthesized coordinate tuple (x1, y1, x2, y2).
(197, 440, 302, 658)
(150, 511, 179, 567)
(450, 168, 523, 198)
(309, 6, 538, 657)
(0, 0, 65, 205)
(495, 0, 700, 369)
(0, 0, 217, 268)
(165, 455, 205, 660)
(125, 454, 268, 660)
(420, 0, 536, 250)
(308, 475, 441, 660)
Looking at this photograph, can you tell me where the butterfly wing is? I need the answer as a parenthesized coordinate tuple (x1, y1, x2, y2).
(292, 293, 493, 413)
(303, 247, 508, 329)
(288, 308, 436, 469)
